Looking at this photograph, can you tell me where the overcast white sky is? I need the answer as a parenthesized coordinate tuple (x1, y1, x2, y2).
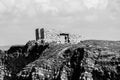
(0, 0, 120, 46)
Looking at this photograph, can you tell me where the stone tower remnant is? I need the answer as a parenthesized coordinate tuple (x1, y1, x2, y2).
(35, 28, 40, 41)
(35, 28, 45, 43)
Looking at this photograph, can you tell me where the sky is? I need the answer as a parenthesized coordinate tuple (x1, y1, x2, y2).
(0, 0, 120, 46)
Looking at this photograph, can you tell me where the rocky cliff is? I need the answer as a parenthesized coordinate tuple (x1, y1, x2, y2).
(0, 40, 120, 80)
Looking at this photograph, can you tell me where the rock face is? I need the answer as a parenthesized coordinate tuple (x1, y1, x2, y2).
(0, 40, 120, 80)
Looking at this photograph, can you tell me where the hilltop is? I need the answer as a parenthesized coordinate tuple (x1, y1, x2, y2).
(0, 40, 120, 80)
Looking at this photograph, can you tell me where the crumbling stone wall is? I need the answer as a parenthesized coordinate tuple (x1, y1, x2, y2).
(36, 28, 81, 44)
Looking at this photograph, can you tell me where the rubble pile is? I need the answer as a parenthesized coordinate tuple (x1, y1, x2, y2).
(0, 40, 120, 80)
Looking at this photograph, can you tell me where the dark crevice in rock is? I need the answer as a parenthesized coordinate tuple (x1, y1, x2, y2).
(70, 48, 85, 80)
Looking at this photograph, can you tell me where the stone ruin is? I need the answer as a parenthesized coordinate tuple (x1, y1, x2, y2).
(35, 28, 81, 44)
